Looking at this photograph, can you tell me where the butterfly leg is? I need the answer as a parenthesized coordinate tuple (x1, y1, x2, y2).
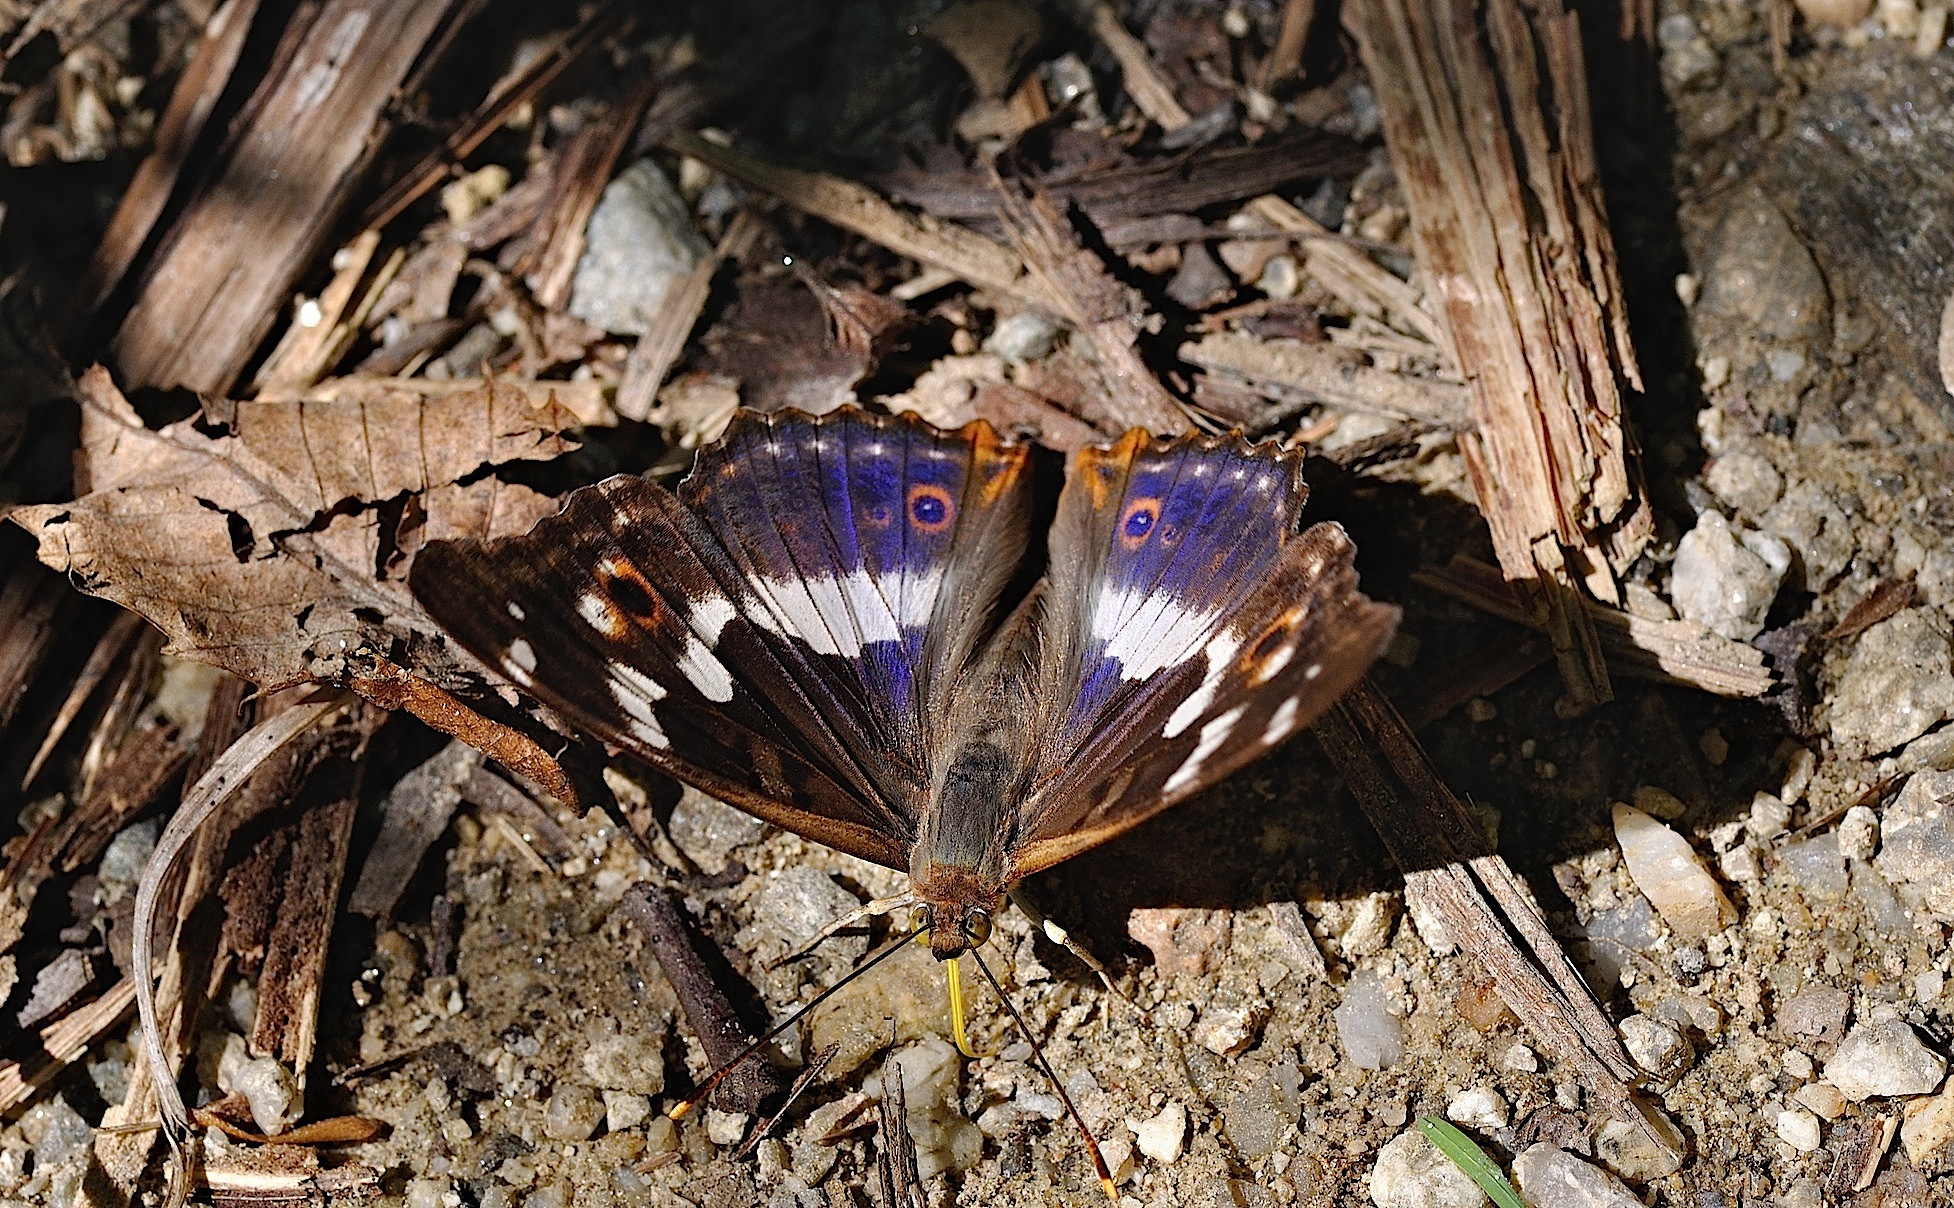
(766, 892, 916, 970)
(1005, 886, 1138, 1014)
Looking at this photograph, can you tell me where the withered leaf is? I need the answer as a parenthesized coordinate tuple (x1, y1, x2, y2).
(10, 367, 582, 691)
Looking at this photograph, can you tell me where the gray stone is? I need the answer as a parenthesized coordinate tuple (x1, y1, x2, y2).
(1696, 188, 1831, 343)
(878, 1037, 982, 1179)
(1761, 481, 1855, 590)
(1594, 1107, 1685, 1182)
(1368, 1129, 1488, 1208)
(737, 866, 867, 979)
(667, 786, 767, 875)
(1704, 450, 1783, 517)
(98, 818, 158, 894)
(1828, 610, 1954, 759)
(1335, 970, 1405, 1071)
(568, 158, 711, 336)
(982, 311, 1062, 363)
(19, 1094, 91, 1166)
(1656, 14, 1720, 89)
(1875, 770, 1954, 920)
(543, 1081, 604, 1141)
(1920, 545, 1954, 609)
(1512, 1143, 1642, 1208)
(1823, 1019, 1947, 1100)
(1777, 832, 1847, 901)
(1219, 1060, 1303, 1159)
(1670, 510, 1790, 641)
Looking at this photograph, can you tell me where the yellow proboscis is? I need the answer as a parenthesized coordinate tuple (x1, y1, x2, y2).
(945, 954, 995, 1059)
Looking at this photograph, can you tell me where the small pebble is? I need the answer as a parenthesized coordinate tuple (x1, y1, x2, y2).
(1611, 804, 1737, 939)
(1669, 510, 1789, 641)
(1130, 1101, 1187, 1164)
(705, 1109, 748, 1146)
(1595, 1107, 1685, 1181)
(1827, 611, 1954, 759)
(1900, 1078, 1954, 1167)
(1776, 1108, 1822, 1152)
(1504, 1043, 1541, 1073)
(1823, 1019, 1947, 1100)
(982, 311, 1062, 363)
(1698, 728, 1729, 766)
(1631, 785, 1688, 821)
(1620, 1015, 1694, 1083)
(880, 1037, 983, 1178)
(1874, 769, 1954, 921)
(1782, 1050, 1816, 1081)
(1445, 1087, 1509, 1132)
(1335, 971, 1405, 1070)
(1369, 1129, 1487, 1208)
(1792, 1081, 1847, 1120)
(543, 1082, 604, 1142)
(1511, 1142, 1642, 1208)
(1777, 985, 1852, 1044)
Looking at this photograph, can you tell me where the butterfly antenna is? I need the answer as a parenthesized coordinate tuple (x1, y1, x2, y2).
(765, 892, 914, 971)
(668, 924, 924, 1122)
(969, 948, 1119, 1202)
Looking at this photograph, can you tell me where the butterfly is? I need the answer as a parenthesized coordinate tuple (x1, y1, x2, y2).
(410, 406, 1397, 961)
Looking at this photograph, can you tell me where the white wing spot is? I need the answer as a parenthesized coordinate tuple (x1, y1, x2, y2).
(579, 592, 625, 639)
(506, 601, 526, 621)
(678, 636, 735, 702)
(689, 595, 738, 647)
(505, 638, 537, 674)
(1263, 695, 1301, 745)
(1304, 663, 1323, 680)
(608, 665, 670, 749)
(1254, 640, 1295, 685)
(1165, 705, 1246, 795)
(1163, 629, 1245, 738)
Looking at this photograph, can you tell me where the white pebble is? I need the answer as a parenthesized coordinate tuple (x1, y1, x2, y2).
(1777, 1108, 1822, 1152)
(1445, 1086, 1509, 1131)
(1612, 804, 1736, 938)
(1838, 805, 1880, 862)
(1129, 1101, 1187, 1164)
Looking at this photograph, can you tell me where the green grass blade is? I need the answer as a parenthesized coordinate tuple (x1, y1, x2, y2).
(1415, 1116, 1525, 1208)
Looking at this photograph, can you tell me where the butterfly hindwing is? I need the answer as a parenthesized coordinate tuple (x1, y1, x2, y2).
(1005, 433, 1398, 877)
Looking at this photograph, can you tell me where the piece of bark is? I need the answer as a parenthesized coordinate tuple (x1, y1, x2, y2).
(1315, 678, 1646, 1129)
(21, 608, 146, 789)
(63, 0, 262, 336)
(0, 552, 70, 733)
(109, 0, 457, 395)
(56, 721, 192, 873)
(1414, 555, 1775, 698)
(1260, 0, 1320, 88)
(1345, 0, 1651, 713)
(1080, 0, 1192, 130)
(622, 882, 787, 1113)
(993, 187, 1190, 434)
(360, 3, 626, 231)
(1180, 331, 1469, 428)
(348, 741, 482, 919)
(1245, 195, 1446, 347)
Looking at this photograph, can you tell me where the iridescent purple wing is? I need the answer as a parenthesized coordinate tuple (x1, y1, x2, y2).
(411, 407, 1035, 868)
(1005, 430, 1397, 877)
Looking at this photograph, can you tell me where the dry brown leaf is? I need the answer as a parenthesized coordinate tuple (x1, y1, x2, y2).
(10, 367, 580, 691)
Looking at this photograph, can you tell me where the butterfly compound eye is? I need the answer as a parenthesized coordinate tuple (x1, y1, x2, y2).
(963, 908, 992, 946)
(911, 904, 935, 935)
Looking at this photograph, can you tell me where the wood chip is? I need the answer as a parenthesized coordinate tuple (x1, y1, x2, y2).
(1179, 331, 1468, 428)
(348, 741, 482, 919)
(1416, 556, 1774, 699)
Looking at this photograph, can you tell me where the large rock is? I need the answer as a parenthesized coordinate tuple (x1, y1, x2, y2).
(1828, 610, 1954, 758)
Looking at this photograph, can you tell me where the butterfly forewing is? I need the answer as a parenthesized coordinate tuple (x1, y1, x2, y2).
(1004, 432, 1398, 878)
(678, 409, 1034, 807)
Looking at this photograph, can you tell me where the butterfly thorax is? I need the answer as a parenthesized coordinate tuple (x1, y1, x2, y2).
(913, 736, 1018, 959)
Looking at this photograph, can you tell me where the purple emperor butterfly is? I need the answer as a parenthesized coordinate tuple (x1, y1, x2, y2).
(411, 406, 1397, 959)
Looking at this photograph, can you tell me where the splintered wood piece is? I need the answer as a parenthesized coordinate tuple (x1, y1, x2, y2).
(1260, 0, 1320, 89)
(993, 187, 1190, 434)
(1315, 678, 1645, 1126)
(0, 977, 136, 1113)
(1414, 555, 1775, 698)
(253, 230, 400, 396)
(1081, 1, 1192, 130)
(1345, 0, 1652, 712)
(526, 74, 659, 311)
(109, 0, 457, 395)
(347, 741, 481, 919)
(1179, 331, 1468, 428)
(663, 128, 1070, 314)
(1245, 195, 1446, 348)
(615, 208, 765, 422)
